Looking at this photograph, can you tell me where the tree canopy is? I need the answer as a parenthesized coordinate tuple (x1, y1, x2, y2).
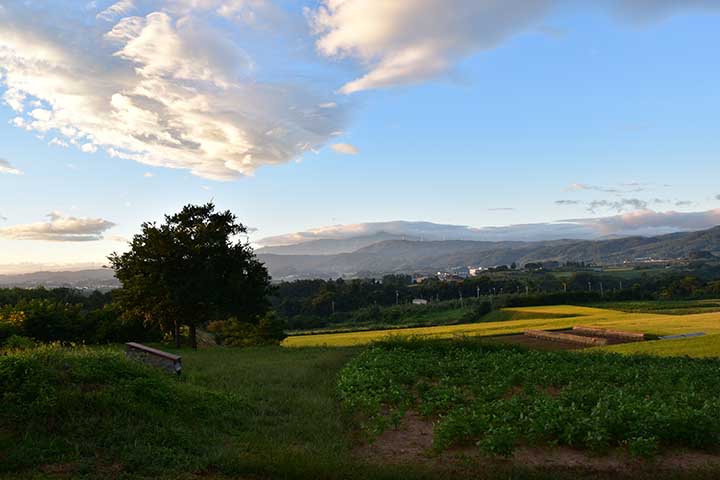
(109, 203, 272, 348)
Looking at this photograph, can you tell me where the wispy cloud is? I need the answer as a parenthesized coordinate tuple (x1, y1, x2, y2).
(555, 200, 581, 206)
(331, 143, 359, 155)
(309, 0, 719, 94)
(566, 183, 620, 193)
(0, 158, 23, 175)
(488, 207, 515, 211)
(587, 198, 648, 213)
(0, 212, 115, 241)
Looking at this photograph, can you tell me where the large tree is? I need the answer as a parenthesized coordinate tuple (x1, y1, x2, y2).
(109, 203, 272, 348)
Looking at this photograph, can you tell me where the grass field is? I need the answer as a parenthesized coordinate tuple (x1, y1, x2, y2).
(0, 344, 429, 480)
(283, 305, 720, 347)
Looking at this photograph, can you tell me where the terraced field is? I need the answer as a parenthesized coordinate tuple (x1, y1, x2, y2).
(283, 305, 720, 347)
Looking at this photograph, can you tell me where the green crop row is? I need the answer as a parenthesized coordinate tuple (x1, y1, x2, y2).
(337, 338, 720, 457)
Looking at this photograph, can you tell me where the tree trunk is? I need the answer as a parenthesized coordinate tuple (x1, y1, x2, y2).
(174, 320, 181, 348)
(190, 323, 197, 350)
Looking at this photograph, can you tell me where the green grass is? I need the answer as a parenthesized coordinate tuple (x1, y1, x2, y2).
(6, 338, 720, 479)
(288, 307, 470, 336)
(589, 299, 720, 316)
(339, 338, 720, 459)
(1, 343, 441, 480)
(595, 334, 720, 358)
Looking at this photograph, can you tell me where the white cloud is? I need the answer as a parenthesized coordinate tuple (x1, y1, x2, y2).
(0, 212, 116, 241)
(0, 2, 345, 180)
(49, 137, 69, 148)
(331, 143, 359, 155)
(143, 171, 154, 177)
(309, 0, 719, 94)
(97, 1, 137, 22)
(81, 143, 98, 154)
(259, 209, 720, 246)
(0, 158, 23, 175)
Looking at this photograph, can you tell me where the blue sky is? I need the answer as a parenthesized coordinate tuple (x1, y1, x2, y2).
(1, 1, 719, 271)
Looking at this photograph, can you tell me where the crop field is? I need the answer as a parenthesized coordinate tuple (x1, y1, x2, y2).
(596, 334, 720, 358)
(339, 338, 720, 459)
(284, 304, 720, 347)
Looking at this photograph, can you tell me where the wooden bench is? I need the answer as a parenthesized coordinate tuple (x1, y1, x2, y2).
(125, 342, 182, 375)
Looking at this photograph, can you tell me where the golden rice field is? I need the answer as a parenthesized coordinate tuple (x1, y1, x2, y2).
(283, 304, 720, 347)
(595, 333, 720, 358)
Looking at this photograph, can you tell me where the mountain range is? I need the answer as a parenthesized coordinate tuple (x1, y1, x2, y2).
(257, 225, 720, 280)
(1, 226, 719, 287)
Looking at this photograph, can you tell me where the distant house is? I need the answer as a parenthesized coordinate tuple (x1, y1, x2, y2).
(412, 299, 428, 305)
(468, 266, 486, 277)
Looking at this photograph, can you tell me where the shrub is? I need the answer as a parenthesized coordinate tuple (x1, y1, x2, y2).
(208, 312, 287, 347)
(2, 334, 35, 350)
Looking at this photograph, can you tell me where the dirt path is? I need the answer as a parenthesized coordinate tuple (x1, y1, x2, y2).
(353, 410, 720, 477)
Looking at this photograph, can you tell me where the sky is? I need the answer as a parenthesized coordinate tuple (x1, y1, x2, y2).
(1, 0, 719, 272)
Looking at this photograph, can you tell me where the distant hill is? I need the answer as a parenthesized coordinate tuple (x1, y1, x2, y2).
(0, 269, 119, 290)
(258, 226, 720, 280)
(256, 232, 419, 255)
(4, 226, 719, 285)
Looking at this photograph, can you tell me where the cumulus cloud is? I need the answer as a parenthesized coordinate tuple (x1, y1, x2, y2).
(0, 2, 345, 180)
(331, 143, 359, 155)
(309, 0, 719, 94)
(0, 158, 23, 175)
(0, 212, 116, 241)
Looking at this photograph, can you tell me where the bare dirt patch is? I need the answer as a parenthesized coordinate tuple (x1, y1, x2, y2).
(354, 411, 720, 476)
(491, 329, 642, 351)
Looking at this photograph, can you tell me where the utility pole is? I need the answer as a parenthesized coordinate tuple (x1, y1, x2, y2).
(476, 286, 480, 299)
(620, 280, 623, 290)
(588, 281, 592, 292)
(600, 282, 604, 297)
(331, 300, 335, 314)
(459, 290, 464, 308)
(563, 282, 567, 293)
(526, 284, 529, 295)
(396, 290, 399, 305)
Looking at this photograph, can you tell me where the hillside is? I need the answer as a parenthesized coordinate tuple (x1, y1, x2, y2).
(259, 226, 720, 279)
(0, 268, 119, 289)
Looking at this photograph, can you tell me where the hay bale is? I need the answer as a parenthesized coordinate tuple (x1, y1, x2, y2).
(572, 326, 645, 341)
(524, 330, 608, 346)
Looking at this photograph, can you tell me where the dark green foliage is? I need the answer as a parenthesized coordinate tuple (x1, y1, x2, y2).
(2, 334, 34, 349)
(109, 203, 272, 348)
(461, 301, 493, 322)
(0, 295, 159, 344)
(338, 339, 720, 457)
(208, 311, 287, 346)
